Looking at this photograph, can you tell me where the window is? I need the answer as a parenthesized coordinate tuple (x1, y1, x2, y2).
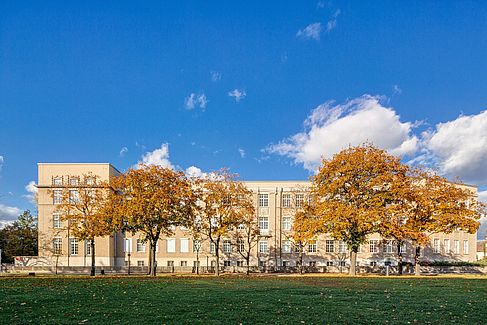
(309, 261, 316, 267)
(308, 240, 317, 253)
(444, 239, 450, 254)
(370, 261, 377, 267)
(237, 239, 245, 253)
(454, 240, 459, 254)
(259, 241, 268, 253)
(210, 242, 216, 254)
(237, 260, 244, 267)
(180, 261, 187, 267)
(85, 176, 95, 185)
(85, 240, 92, 256)
(383, 240, 394, 254)
(136, 239, 146, 253)
(167, 239, 176, 253)
(295, 194, 304, 208)
(69, 190, 79, 204)
(338, 261, 346, 266)
(224, 260, 231, 267)
(369, 240, 378, 253)
(223, 240, 231, 253)
(338, 241, 347, 254)
(53, 177, 63, 186)
(400, 242, 406, 254)
(124, 238, 133, 253)
(137, 261, 145, 267)
(180, 238, 189, 253)
(167, 261, 174, 267)
(434, 239, 440, 253)
(53, 238, 62, 255)
(326, 261, 334, 267)
(52, 213, 62, 228)
(325, 240, 335, 253)
(282, 240, 291, 253)
(463, 240, 469, 255)
(69, 177, 79, 186)
(193, 261, 200, 267)
(259, 194, 269, 207)
(282, 216, 291, 231)
(294, 243, 304, 253)
(282, 194, 291, 208)
(259, 216, 269, 230)
(53, 190, 62, 204)
(69, 238, 79, 255)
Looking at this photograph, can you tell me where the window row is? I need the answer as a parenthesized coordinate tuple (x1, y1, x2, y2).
(52, 238, 92, 256)
(124, 238, 194, 253)
(433, 239, 469, 255)
(52, 176, 96, 186)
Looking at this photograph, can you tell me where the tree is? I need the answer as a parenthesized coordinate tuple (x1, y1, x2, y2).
(0, 210, 38, 264)
(311, 144, 410, 275)
(107, 165, 197, 276)
(232, 199, 258, 275)
(396, 170, 483, 276)
(290, 207, 320, 274)
(199, 169, 251, 276)
(52, 174, 112, 276)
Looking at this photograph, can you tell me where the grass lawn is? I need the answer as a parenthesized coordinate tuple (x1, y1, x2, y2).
(0, 275, 486, 324)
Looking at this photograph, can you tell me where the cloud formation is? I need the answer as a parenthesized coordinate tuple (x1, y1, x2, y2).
(136, 143, 174, 169)
(266, 95, 418, 171)
(210, 71, 221, 82)
(0, 203, 21, 227)
(23, 181, 38, 204)
(0, 155, 4, 172)
(423, 111, 487, 184)
(238, 148, 246, 158)
(326, 9, 341, 32)
(119, 146, 128, 157)
(228, 89, 246, 102)
(296, 23, 322, 41)
(185, 166, 207, 178)
(185, 93, 208, 110)
(478, 190, 487, 203)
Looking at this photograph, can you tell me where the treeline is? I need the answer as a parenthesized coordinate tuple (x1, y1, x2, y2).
(0, 210, 37, 263)
(52, 144, 485, 276)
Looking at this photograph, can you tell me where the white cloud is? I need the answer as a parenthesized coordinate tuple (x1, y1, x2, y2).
(184, 93, 208, 110)
(393, 85, 402, 95)
(478, 190, 487, 203)
(136, 143, 174, 169)
(238, 148, 246, 158)
(266, 95, 418, 171)
(325, 9, 341, 32)
(228, 89, 246, 103)
(23, 181, 38, 204)
(296, 22, 322, 41)
(0, 203, 21, 227)
(423, 111, 487, 184)
(210, 71, 221, 82)
(119, 146, 128, 157)
(185, 166, 207, 179)
(0, 155, 4, 172)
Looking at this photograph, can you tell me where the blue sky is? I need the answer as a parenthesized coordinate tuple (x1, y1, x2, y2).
(1, 1, 487, 229)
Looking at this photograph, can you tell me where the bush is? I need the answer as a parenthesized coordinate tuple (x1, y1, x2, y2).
(421, 260, 484, 267)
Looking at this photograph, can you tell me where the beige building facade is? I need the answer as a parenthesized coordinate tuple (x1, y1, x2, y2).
(37, 163, 479, 270)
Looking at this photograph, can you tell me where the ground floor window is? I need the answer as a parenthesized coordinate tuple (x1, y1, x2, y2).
(167, 261, 174, 267)
(180, 261, 187, 267)
(224, 260, 231, 267)
(53, 238, 62, 255)
(137, 261, 144, 267)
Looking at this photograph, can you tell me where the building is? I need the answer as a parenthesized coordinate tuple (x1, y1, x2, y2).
(36, 163, 479, 270)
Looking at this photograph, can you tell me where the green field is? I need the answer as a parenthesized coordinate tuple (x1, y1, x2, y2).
(0, 275, 486, 324)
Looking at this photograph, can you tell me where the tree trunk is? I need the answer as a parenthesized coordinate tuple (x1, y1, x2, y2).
(349, 249, 357, 276)
(397, 242, 403, 276)
(414, 246, 421, 276)
(147, 245, 153, 275)
(196, 251, 199, 275)
(150, 241, 157, 276)
(298, 245, 304, 274)
(246, 253, 250, 275)
(215, 249, 220, 276)
(90, 239, 96, 276)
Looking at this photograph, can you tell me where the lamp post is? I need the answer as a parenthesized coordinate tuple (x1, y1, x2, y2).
(128, 252, 131, 275)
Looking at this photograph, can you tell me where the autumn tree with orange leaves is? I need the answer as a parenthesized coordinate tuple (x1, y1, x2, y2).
(52, 173, 112, 276)
(382, 170, 483, 276)
(198, 170, 254, 276)
(311, 144, 411, 276)
(107, 165, 197, 276)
